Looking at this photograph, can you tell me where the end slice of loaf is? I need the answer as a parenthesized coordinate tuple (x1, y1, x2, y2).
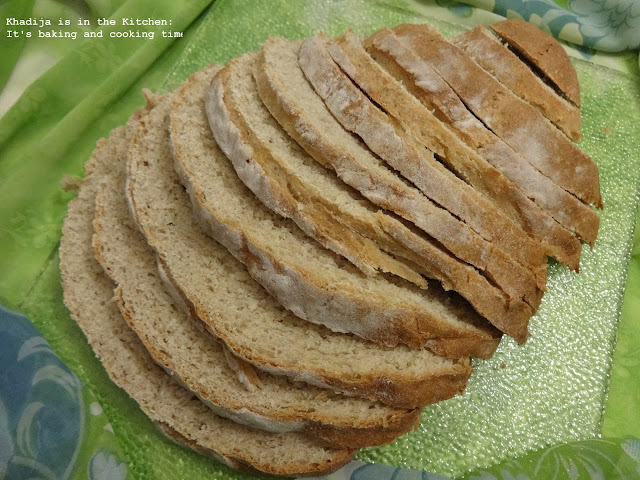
(327, 30, 581, 270)
(452, 25, 581, 141)
(299, 33, 547, 307)
(364, 27, 600, 248)
(490, 19, 581, 107)
(59, 111, 355, 477)
(92, 89, 422, 449)
(389, 23, 601, 209)
(127, 83, 472, 409)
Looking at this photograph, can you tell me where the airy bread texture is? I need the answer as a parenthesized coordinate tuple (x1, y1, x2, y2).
(389, 24, 601, 208)
(364, 27, 600, 248)
(211, 52, 428, 288)
(452, 25, 581, 141)
(255, 36, 534, 343)
(59, 109, 355, 477)
(325, 30, 581, 269)
(92, 87, 422, 449)
(127, 85, 471, 409)
(196, 52, 501, 355)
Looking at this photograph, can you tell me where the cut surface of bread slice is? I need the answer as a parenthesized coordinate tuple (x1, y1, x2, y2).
(299, 33, 547, 303)
(59, 110, 355, 477)
(490, 19, 581, 107)
(389, 23, 602, 208)
(92, 90, 422, 450)
(127, 84, 472, 409)
(212, 51, 425, 288)
(452, 25, 581, 141)
(192, 59, 500, 356)
(260, 37, 542, 310)
(255, 36, 530, 344)
(364, 27, 600, 249)
(327, 30, 581, 270)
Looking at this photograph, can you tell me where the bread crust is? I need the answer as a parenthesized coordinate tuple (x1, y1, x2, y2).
(490, 19, 581, 107)
(127, 80, 473, 409)
(156, 422, 355, 477)
(216, 53, 427, 287)
(364, 27, 599, 248)
(254, 37, 531, 344)
(92, 100, 422, 450)
(59, 109, 355, 477)
(329, 30, 581, 270)
(389, 23, 601, 209)
(298, 34, 545, 308)
(453, 25, 581, 141)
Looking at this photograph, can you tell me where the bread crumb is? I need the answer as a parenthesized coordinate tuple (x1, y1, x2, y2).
(500, 362, 506, 369)
(603, 127, 611, 135)
(60, 174, 83, 194)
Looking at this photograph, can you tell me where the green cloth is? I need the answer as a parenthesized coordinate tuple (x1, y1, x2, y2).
(1, 0, 640, 479)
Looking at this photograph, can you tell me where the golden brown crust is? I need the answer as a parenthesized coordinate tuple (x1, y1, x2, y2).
(301, 34, 547, 279)
(156, 422, 357, 477)
(307, 408, 422, 449)
(387, 24, 601, 209)
(364, 28, 599, 249)
(453, 25, 582, 141)
(490, 19, 581, 107)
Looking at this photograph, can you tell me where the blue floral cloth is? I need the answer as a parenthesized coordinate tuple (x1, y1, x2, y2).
(0, 306, 130, 480)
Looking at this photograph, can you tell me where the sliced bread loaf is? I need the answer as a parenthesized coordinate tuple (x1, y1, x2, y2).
(59, 111, 355, 477)
(490, 19, 581, 107)
(210, 51, 425, 288)
(364, 27, 600, 248)
(92, 93, 422, 448)
(389, 23, 601, 209)
(298, 34, 547, 305)
(254, 36, 536, 343)
(452, 25, 581, 141)
(184, 59, 501, 356)
(325, 30, 581, 270)
(127, 84, 472, 408)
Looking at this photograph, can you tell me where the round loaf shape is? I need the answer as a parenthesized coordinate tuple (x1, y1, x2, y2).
(126, 70, 471, 409)
(92, 74, 422, 449)
(59, 109, 355, 477)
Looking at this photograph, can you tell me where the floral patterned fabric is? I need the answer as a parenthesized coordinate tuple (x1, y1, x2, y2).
(461, 0, 640, 51)
(0, 306, 131, 480)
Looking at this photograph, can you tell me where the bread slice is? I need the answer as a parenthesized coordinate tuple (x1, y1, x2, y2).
(364, 27, 600, 248)
(59, 111, 355, 477)
(490, 19, 581, 107)
(255, 36, 532, 344)
(452, 26, 581, 142)
(388, 23, 601, 209)
(187, 61, 500, 357)
(92, 96, 422, 449)
(210, 51, 426, 288)
(127, 84, 472, 408)
(325, 30, 581, 270)
(299, 34, 547, 301)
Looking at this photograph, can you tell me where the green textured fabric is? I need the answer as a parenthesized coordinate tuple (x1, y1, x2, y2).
(0, 0, 213, 309)
(602, 208, 640, 438)
(1, 0, 640, 479)
(0, 0, 35, 91)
